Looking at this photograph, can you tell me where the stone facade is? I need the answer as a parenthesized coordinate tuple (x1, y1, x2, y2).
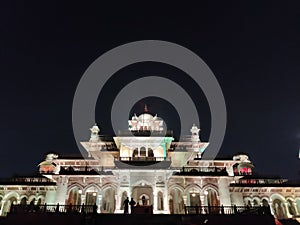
(0, 112, 299, 219)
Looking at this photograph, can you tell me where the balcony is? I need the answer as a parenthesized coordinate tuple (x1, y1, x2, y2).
(114, 156, 171, 168)
(173, 166, 228, 176)
(118, 156, 170, 162)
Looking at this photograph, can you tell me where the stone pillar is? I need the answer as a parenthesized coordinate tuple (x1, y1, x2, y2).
(115, 190, 122, 213)
(183, 195, 187, 205)
(200, 195, 205, 213)
(138, 147, 140, 157)
(97, 195, 102, 213)
(164, 189, 169, 214)
(269, 200, 274, 216)
(153, 191, 158, 212)
(45, 190, 56, 204)
(284, 202, 292, 218)
(293, 202, 299, 216)
(81, 194, 86, 205)
(114, 194, 118, 213)
(230, 193, 244, 206)
(146, 145, 148, 157)
(54, 176, 68, 205)
(0, 200, 5, 216)
(218, 178, 231, 206)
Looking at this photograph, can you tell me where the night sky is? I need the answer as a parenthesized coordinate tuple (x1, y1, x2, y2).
(1, 2, 299, 179)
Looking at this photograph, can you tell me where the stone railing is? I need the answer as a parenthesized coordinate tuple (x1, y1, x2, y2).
(10, 203, 96, 214)
(184, 205, 271, 215)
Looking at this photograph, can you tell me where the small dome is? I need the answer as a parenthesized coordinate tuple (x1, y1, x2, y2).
(138, 113, 154, 121)
(233, 153, 250, 162)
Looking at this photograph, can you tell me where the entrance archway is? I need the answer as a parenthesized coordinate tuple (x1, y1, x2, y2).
(131, 185, 153, 207)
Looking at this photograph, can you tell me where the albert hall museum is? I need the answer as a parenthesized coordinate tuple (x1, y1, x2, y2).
(0, 110, 299, 220)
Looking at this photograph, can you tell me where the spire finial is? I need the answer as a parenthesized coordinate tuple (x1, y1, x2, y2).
(144, 104, 148, 112)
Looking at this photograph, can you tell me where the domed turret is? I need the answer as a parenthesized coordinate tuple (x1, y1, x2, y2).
(89, 124, 100, 142)
(190, 124, 200, 142)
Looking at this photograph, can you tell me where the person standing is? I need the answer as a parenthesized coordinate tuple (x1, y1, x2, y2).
(123, 197, 129, 214)
(142, 195, 146, 206)
(129, 198, 136, 214)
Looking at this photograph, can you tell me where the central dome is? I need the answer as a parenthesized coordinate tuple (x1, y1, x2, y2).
(138, 113, 154, 121)
(128, 111, 164, 131)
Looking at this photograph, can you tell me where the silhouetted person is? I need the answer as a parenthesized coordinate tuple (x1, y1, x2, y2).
(221, 205, 225, 214)
(233, 205, 238, 214)
(55, 203, 59, 213)
(142, 195, 146, 206)
(93, 204, 97, 214)
(129, 198, 136, 214)
(123, 197, 129, 214)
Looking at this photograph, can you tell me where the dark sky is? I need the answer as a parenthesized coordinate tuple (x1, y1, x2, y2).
(0, 2, 299, 179)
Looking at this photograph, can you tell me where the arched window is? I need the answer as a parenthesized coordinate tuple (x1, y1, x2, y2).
(20, 197, 27, 205)
(67, 187, 82, 205)
(287, 199, 296, 216)
(132, 149, 138, 157)
(140, 147, 146, 157)
(102, 187, 115, 213)
(272, 198, 286, 218)
(148, 149, 154, 157)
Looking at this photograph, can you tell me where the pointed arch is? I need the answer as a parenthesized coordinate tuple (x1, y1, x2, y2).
(101, 183, 118, 192)
(131, 179, 152, 188)
(183, 184, 201, 196)
(67, 183, 84, 194)
(2, 192, 19, 216)
(36, 195, 45, 205)
(101, 184, 116, 213)
(252, 196, 261, 206)
(168, 184, 184, 195)
(3, 192, 20, 201)
(84, 183, 101, 193)
(270, 193, 287, 219)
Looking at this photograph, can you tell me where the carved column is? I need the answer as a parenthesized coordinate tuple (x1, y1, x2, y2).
(81, 194, 86, 205)
(97, 195, 102, 213)
(200, 195, 206, 213)
(153, 190, 158, 212)
(218, 178, 231, 206)
(54, 176, 68, 205)
(164, 188, 169, 214)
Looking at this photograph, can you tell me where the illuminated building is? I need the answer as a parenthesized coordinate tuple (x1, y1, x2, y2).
(0, 110, 299, 219)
